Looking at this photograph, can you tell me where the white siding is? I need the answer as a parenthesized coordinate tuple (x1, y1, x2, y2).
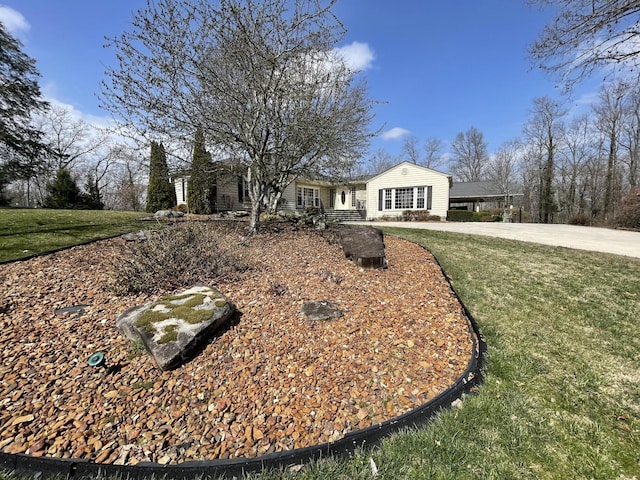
(216, 179, 238, 211)
(365, 162, 450, 220)
(279, 183, 297, 210)
(174, 177, 188, 206)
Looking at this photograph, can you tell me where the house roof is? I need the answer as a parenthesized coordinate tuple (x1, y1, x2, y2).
(450, 181, 524, 200)
(366, 161, 452, 184)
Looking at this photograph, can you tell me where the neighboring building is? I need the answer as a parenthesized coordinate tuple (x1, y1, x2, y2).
(449, 180, 524, 212)
(172, 161, 453, 220)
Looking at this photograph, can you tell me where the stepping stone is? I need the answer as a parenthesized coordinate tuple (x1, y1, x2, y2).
(301, 301, 344, 321)
(116, 286, 235, 370)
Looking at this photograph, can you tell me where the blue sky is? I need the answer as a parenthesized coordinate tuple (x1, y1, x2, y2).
(1, 1, 599, 163)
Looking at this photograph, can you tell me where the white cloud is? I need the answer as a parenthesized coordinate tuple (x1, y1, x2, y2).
(574, 90, 598, 108)
(335, 41, 375, 72)
(39, 81, 114, 129)
(381, 127, 410, 141)
(0, 5, 29, 34)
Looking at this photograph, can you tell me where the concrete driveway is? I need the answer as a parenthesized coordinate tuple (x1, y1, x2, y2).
(345, 221, 640, 259)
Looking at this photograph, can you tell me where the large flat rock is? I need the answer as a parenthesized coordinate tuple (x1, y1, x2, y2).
(116, 286, 235, 370)
(337, 226, 388, 269)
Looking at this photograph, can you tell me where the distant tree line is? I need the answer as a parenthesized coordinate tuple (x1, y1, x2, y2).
(0, 20, 151, 211)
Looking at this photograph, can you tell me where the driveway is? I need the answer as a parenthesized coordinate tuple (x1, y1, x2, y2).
(345, 221, 640, 259)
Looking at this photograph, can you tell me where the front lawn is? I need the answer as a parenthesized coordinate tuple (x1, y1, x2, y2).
(0, 209, 147, 262)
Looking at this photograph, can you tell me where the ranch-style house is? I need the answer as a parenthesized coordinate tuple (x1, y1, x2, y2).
(173, 161, 453, 221)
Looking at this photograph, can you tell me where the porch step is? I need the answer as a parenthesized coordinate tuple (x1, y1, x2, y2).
(325, 210, 366, 223)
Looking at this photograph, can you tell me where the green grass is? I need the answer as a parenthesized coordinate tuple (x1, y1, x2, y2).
(0, 208, 147, 262)
(1, 224, 639, 479)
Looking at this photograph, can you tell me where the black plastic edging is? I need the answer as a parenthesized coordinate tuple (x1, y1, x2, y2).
(0, 235, 487, 480)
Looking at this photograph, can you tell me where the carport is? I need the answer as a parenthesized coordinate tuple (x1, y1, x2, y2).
(449, 181, 523, 211)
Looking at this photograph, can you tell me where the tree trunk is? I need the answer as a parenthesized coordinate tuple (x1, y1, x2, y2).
(249, 200, 262, 234)
(247, 166, 263, 234)
(603, 139, 617, 222)
(266, 189, 283, 214)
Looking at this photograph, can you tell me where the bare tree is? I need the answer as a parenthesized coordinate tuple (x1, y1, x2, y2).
(488, 139, 521, 212)
(102, 0, 375, 232)
(450, 126, 488, 182)
(366, 149, 396, 175)
(33, 105, 109, 173)
(401, 134, 420, 164)
(584, 135, 609, 221)
(593, 79, 627, 222)
(25, 104, 117, 205)
(105, 149, 148, 211)
(557, 114, 593, 221)
(620, 82, 640, 188)
(523, 96, 566, 223)
(529, 1, 640, 90)
(520, 142, 544, 218)
(423, 136, 444, 170)
(83, 141, 140, 209)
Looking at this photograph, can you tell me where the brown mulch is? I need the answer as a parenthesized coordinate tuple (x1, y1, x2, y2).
(0, 225, 474, 465)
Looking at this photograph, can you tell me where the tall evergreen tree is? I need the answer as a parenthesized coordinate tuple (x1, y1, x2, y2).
(0, 24, 50, 197)
(83, 173, 104, 210)
(146, 141, 175, 213)
(187, 128, 216, 214)
(42, 168, 82, 209)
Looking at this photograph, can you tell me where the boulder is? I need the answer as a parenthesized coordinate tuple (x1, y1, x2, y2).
(301, 301, 344, 321)
(337, 226, 387, 269)
(121, 230, 149, 242)
(116, 286, 235, 370)
(154, 210, 184, 218)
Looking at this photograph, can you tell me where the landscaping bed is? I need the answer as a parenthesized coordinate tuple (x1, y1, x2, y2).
(0, 224, 474, 465)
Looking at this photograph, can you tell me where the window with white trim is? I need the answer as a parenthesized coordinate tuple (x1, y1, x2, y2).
(394, 187, 414, 209)
(416, 187, 425, 209)
(384, 189, 392, 209)
(379, 186, 433, 211)
(297, 186, 320, 208)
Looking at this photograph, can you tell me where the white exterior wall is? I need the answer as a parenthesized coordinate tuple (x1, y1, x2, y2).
(365, 162, 451, 220)
(279, 182, 297, 211)
(215, 173, 243, 211)
(174, 177, 189, 206)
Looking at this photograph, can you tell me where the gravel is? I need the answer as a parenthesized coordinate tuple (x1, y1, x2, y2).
(0, 226, 473, 465)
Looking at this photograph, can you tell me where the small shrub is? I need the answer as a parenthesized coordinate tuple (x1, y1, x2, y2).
(173, 204, 189, 214)
(110, 222, 251, 294)
(401, 210, 415, 221)
(447, 210, 474, 222)
(447, 210, 498, 222)
(568, 213, 590, 226)
(617, 187, 640, 229)
(301, 207, 327, 229)
(401, 210, 434, 221)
